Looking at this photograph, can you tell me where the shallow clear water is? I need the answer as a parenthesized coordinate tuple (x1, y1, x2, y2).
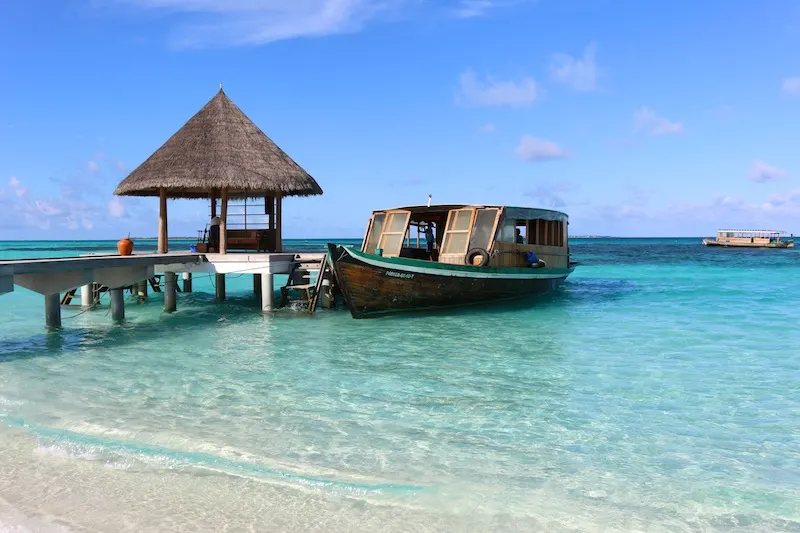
(0, 239, 798, 532)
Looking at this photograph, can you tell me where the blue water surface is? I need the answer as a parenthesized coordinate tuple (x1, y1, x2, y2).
(0, 238, 798, 532)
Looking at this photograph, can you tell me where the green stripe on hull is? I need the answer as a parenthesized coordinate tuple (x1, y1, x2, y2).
(345, 247, 574, 278)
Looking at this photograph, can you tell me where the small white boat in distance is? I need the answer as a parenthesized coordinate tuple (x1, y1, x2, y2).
(702, 229, 794, 248)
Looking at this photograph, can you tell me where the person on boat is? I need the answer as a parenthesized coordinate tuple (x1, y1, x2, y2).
(423, 222, 435, 253)
(208, 216, 221, 252)
(515, 228, 525, 244)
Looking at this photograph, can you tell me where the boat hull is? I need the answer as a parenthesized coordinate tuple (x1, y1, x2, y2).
(327, 244, 573, 319)
(702, 239, 794, 248)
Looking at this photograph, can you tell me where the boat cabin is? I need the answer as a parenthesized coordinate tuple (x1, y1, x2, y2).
(361, 204, 570, 269)
(714, 229, 786, 245)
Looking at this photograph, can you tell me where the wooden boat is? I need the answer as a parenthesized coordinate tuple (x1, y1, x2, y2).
(702, 229, 794, 249)
(327, 204, 575, 318)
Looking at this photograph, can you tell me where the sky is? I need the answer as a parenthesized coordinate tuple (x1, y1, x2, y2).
(1, 0, 800, 239)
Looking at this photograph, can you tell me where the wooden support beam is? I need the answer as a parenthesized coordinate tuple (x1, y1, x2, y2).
(215, 273, 226, 301)
(45, 293, 61, 329)
(158, 187, 168, 254)
(137, 280, 148, 300)
(110, 288, 125, 321)
(261, 274, 274, 312)
(164, 272, 177, 312)
(276, 195, 283, 252)
(267, 195, 275, 231)
(81, 283, 94, 308)
(220, 188, 229, 254)
(253, 273, 262, 296)
(210, 191, 217, 218)
(182, 272, 192, 293)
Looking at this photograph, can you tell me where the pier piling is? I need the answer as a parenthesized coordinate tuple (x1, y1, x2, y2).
(80, 283, 94, 308)
(182, 272, 193, 293)
(44, 293, 61, 329)
(164, 272, 177, 313)
(215, 274, 226, 301)
(110, 288, 125, 321)
(253, 274, 262, 296)
(137, 280, 148, 301)
(261, 274, 274, 312)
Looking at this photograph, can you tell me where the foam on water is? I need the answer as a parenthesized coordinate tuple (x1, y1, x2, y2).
(0, 239, 799, 531)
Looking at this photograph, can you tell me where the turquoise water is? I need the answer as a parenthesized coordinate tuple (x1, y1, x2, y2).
(0, 239, 798, 532)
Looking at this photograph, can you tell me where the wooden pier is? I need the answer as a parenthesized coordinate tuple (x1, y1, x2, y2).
(0, 86, 334, 329)
(0, 251, 329, 328)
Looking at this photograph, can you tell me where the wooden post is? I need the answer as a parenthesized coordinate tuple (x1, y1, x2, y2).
(45, 293, 61, 329)
(261, 274, 274, 312)
(253, 273, 262, 296)
(80, 283, 93, 309)
(210, 191, 217, 219)
(182, 272, 193, 293)
(268, 196, 275, 230)
(110, 288, 125, 321)
(137, 280, 148, 300)
(276, 195, 282, 252)
(158, 187, 168, 254)
(215, 274, 226, 301)
(164, 272, 177, 313)
(220, 188, 228, 254)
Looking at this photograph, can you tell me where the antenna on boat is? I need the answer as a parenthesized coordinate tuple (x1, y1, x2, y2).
(427, 194, 432, 207)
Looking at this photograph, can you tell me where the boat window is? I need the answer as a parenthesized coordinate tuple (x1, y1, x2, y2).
(516, 223, 527, 244)
(498, 218, 516, 242)
(377, 211, 411, 257)
(441, 208, 476, 255)
(388, 212, 408, 233)
(448, 209, 474, 232)
(469, 209, 500, 251)
(363, 213, 385, 254)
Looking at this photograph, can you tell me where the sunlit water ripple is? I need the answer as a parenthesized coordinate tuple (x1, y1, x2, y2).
(0, 238, 798, 532)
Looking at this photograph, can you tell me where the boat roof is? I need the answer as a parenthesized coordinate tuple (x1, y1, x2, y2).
(717, 229, 786, 234)
(373, 204, 569, 222)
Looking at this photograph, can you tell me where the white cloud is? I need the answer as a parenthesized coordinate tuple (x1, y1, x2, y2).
(479, 122, 496, 133)
(108, 197, 127, 218)
(634, 107, 683, 135)
(116, 160, 127, 173)
(453, 0, 520, 18)
(749, 160, 788, 183)
(515, 135, 569, 162)
(33, 200, 63, 216)
(113, 0, 403, 48)
(88, 160, 100, 173)
(782, 76, 800, 96)
(550, 43, 599, 92)
(457, 70, 538, 107)
(8, 176, 27, 197)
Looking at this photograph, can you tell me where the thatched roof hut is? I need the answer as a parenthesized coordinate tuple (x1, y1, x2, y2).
(114, 88, 323, 253)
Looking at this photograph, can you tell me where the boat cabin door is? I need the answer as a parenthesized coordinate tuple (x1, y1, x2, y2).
(366, 210, 411, 257)
(439, 208, 477, 265)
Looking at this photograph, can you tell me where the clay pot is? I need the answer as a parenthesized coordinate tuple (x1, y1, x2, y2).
(117, 237, 134, 256)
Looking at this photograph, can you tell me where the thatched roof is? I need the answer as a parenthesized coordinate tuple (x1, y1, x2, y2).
(114, 88, 323, 199)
